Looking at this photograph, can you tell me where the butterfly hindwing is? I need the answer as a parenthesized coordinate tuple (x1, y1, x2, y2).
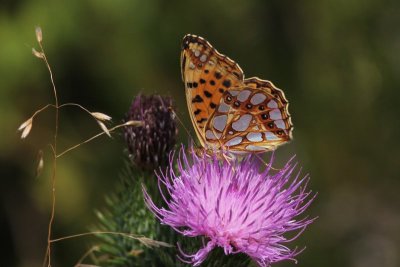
(205, 79, 292, 152)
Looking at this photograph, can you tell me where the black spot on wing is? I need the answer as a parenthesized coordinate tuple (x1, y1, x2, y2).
(204, 90, 212, 98)
(192, 95, 204, 103)
(222, 79, 231, 88)
(214, 72, 222, 79)
(181, 55, 186, 76)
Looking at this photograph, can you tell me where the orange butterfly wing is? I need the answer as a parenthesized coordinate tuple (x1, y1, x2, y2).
(181, 34, 244, 147)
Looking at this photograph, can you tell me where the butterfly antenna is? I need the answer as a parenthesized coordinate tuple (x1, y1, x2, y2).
(169, 107, 202, 150)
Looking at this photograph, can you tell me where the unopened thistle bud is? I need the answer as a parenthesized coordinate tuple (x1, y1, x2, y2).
(124, 94, 178, 171)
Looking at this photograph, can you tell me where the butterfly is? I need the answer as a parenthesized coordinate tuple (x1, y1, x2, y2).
(181, 34, 293, 154)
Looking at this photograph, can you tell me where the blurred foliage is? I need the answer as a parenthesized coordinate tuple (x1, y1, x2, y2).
(1, 0, 400, 266)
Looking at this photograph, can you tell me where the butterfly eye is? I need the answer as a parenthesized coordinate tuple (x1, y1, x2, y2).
(261, 113, 269, 120)
(234, 101, 241, 108)
(225, 95, 232, 102)
(258, 105, 265, 111)
(277, 130, 284, 135)
(246, 104, 253, 109)
(268, 122, 274, 128)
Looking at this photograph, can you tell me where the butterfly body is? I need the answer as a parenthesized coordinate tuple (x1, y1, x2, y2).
(181, 34, 293, 153)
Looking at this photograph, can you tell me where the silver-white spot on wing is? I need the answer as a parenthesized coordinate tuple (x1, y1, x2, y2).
(230, 90, 239, 96)
(200, 54, 207, 62)
(232, 114, 252, 132)
(245, 145, 267, 151)
(250, 93, 267, 105)
(267, 100, 278, 109)
(269, 109, 282, 120)
(213, 115, 228, 132)
(246, 132, 263, 142)
(237, 90, 251, 102)
(206, 130, 221, 140)
(225, 136, 243, 147)
(218, 102, 231, 113)
(265, 132, 279, 141)
(274, 119, 286, 129)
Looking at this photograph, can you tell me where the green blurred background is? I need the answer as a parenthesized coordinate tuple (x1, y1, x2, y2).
(1, 0, 399, 266)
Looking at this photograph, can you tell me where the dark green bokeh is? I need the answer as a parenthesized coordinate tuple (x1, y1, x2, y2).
(1, 0, 399, 266)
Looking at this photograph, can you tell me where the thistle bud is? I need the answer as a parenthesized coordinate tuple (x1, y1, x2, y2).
(124, 94, 178, 171)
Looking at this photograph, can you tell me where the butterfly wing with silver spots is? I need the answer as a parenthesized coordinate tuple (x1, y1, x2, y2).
(181, 34, 244, 148)
(205, 78, 293, 152)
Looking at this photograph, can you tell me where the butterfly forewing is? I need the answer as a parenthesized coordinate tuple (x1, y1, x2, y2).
(181, 34, 244, 146)
(181, 34, 293, 153)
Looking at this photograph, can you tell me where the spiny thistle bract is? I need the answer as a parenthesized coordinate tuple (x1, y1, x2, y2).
(143, 146, 316, 267)
(124, 94, 178, 171)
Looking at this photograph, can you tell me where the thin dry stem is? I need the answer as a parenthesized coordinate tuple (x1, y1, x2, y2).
(74, 246, 100, 267)
(56, 122, 141, 158)
(58, 103, 95, 117)
(50, 231, 173, 248)
(35, 30, 59, 267)
(27, 28, 140, 267)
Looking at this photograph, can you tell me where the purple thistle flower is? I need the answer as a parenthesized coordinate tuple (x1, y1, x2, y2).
(142, 147, 316, 267)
